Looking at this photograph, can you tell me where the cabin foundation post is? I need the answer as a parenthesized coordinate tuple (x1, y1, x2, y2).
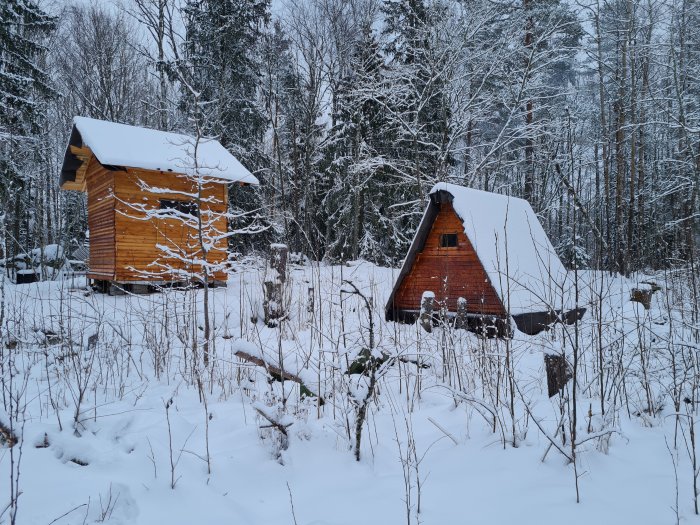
(455, 297, 468, 329)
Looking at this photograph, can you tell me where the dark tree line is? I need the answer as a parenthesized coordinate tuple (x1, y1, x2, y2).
(1, 0, 698, 274)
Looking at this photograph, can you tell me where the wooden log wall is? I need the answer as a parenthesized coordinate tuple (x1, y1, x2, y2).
(113, 167, 229, 282)
(393, 202, 505, 316)
(84, 155, 229, 283)
(86, 161, 116, 279)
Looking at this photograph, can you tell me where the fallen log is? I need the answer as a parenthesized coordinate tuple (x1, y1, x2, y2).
(234, 349, 322, 401)
(253, 403, 293, 439)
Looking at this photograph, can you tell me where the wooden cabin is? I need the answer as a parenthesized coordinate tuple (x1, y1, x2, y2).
(386, 183, 584, 335)
(59, 117, 259, 292)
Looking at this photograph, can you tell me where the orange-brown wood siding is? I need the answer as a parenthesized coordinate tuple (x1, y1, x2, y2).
(393, 202, 506, 316)
(112, 167, 229, 282)
(86, 161, 116, 280)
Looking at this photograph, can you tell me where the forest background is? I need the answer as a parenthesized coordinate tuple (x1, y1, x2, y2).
(1, 0, 698, 273)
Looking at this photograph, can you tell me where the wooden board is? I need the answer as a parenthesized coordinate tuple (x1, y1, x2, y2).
(82, 158, 231, 283)
(61, 146, 93, 191)
(393, 202, 505, 316)
(112, 167, 229, 282)
(86, 160, 116, 279)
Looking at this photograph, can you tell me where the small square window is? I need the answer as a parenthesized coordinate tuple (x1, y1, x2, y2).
(159, 199, 199, 218)
(440, 233, 458, 248)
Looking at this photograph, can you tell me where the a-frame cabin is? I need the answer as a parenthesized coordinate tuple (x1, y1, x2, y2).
(386, 183, 583, 335)
(59, 117, 259, 291)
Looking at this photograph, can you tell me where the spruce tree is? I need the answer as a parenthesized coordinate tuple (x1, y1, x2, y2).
(181, 0, 270, 254)
(381, 0, 452, 193)
(181, 0, 269, 156)
(0, 0, 55, 259)
(324, 24, 399, 263)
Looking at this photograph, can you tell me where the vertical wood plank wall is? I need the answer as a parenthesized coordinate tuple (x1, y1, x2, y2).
(113, 168, 229, 282)
(85, 156, 229, 283)
(86, 162, 116, 279)
(393, 202, 506, 316)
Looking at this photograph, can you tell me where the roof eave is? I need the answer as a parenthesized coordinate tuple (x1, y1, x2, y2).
(384, 196, 440, 321)
(59, 124, 85, 189)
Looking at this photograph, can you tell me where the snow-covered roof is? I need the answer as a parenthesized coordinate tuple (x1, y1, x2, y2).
(430, 182, 572, 314)
(63, 117, 258, 184)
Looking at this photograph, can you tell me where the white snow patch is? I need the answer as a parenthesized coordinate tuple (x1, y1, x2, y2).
(73, 117, 259, 185)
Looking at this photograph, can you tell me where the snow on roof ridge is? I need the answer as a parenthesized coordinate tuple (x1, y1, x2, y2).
(430, 181, 574, 314)
(430, 181, 528, 205)
(72, 116, 259, 185)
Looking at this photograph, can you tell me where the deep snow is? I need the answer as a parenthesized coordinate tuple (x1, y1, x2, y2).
(1, 261, 698, 525)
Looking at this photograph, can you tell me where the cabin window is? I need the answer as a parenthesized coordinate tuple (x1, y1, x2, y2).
(159, 199, 199, 218)
(440, 233, 458, 248)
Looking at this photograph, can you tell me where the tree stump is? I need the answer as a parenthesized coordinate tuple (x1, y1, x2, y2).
(263, 244, 288, 326)
(419, 291, 435, 333)
(630, 282, 661, 310)
(269, 243, 288, 283)
(544, 353, 572, 398)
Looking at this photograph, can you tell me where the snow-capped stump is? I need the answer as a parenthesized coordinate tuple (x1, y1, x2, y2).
(385, 182, 585, 336)
(58, 116, 259, 292)
(419, 290, 435, 333)
(263, 244, 289, 326)
(630, 281, 661, 310)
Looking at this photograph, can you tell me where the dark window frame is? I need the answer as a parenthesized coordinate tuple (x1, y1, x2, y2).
(440, 233, 458, 248)
(159, 199, 199, 218)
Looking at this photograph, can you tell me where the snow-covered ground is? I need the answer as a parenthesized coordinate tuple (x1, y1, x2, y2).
(1, 261, 698, 524)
